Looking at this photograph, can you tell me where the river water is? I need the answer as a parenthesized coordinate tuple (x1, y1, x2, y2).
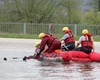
(0, 38, 100, 80)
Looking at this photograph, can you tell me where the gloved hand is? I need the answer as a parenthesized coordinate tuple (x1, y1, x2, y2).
(23, 56, 27, 61)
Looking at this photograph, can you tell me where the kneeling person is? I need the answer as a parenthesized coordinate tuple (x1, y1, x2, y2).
(61, 27, 75, 51)
(36, 33, 61, 56)
(75, 29, 95, 54)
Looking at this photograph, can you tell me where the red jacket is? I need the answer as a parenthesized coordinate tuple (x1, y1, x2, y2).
(40, 34, 57, 52)
(81, 34, 93, 48)
(64, 30, 75, 44)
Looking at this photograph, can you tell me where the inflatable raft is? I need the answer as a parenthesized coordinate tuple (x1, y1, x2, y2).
(39, 51, 71, 62)
(24, 51, 71, 62)
(40, 51, 100, 62)
(24, 50, 100, 62)
(65, 51, 100, 62)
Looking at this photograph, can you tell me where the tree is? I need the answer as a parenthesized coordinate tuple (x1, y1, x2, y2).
(0, 0, 82, 24)
(0, 0, 61, 23)
(53, 0, 82, 24)
(80, 0, 100, 24)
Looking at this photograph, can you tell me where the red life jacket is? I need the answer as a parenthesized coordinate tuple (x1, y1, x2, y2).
(43, 34, 56, 46)
(64, 30, 75, 44)
(81, 34, 93, 48)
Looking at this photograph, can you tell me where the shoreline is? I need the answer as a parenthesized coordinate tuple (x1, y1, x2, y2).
(0, 38, 100, 52)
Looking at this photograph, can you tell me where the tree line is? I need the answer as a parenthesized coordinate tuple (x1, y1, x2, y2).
(0, 0, 100, 24)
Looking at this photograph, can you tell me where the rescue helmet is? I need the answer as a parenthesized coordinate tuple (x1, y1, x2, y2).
(62, 27, 69, 31)
(82, 29, 88, 34)
(34, 42, 40, 47)
(38, 33, 45, 38)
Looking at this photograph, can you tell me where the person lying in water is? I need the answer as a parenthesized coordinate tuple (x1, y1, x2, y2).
(23, 41, 50, 60)
(33, 41, 48, 59)
(23, 42, 42, 60)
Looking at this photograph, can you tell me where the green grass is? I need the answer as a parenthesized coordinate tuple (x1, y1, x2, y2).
(0, 33, 38, 39)
(0, 33, 100, 42)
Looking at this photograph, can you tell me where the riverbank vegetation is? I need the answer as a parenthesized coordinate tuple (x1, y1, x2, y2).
(0, 0, 100, 24)
(0, 33, 100, 42)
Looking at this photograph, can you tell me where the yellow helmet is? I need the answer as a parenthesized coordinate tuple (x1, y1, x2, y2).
(34, 42, 40, 47)
(82, 29, 88, 34)
(62, 27, 69, 31)
(38, 33, 45, 38)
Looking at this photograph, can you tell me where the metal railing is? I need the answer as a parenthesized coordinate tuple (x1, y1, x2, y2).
(0, 22, 100, 36)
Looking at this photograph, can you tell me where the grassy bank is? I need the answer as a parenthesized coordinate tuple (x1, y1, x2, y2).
(0, 33, 100, 42)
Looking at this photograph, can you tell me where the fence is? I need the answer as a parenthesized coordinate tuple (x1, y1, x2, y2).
(0, 22, 100, 36)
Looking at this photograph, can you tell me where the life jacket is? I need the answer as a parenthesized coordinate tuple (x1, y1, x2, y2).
(81, 34, 93, 48)
(64, 30, 75, 44)
(43, 34, 57, 46)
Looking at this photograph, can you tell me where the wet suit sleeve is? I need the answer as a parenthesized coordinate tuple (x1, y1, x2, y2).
(37, 37, 48, 56)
